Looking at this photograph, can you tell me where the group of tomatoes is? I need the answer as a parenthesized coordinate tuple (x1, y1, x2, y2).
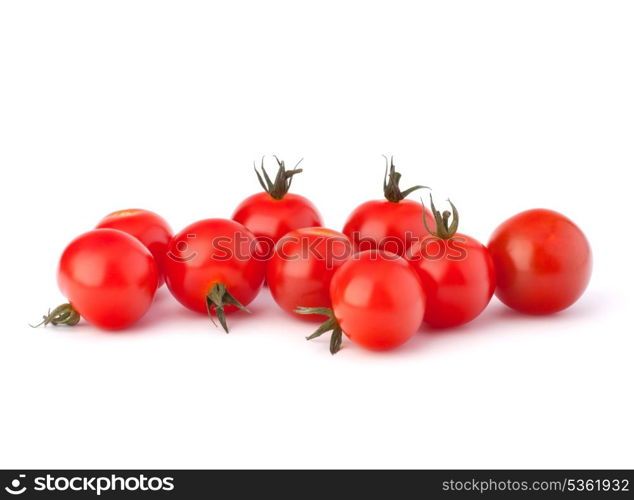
(37, 156, 592, 354)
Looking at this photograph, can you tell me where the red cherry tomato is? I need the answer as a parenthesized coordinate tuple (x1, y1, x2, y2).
(343, 157, 434, 256)
(267, 227, 352, 320)
(164, 218, 265, 332)
(232, 157, 322, 260)
(38, 229, 159, 330)
(96, 208, 172, 287)
(488, 208, 592, 315)
(298, 250, 425, 353)
(406, 199, 495, 328)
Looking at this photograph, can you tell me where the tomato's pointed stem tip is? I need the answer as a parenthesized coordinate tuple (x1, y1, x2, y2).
(253, 155, 304, 200)
(382, 155, 428, 203)
(205, 283, 250, 334)
(294, 306, 344, 355)
(30, 303, 80, 328)
(421, 194, 459, 239)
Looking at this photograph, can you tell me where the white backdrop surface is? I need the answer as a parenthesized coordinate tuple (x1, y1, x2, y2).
(0, 1, 632, 468)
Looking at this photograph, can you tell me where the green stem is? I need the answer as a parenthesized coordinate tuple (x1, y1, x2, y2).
(295, 307, 343, 355)
(31, 303, 81, 327)
(382, 155, 428, 202)
(205, 283, 250, 333)
(254, 156, 304, 200)
(421, 194, 459, 239)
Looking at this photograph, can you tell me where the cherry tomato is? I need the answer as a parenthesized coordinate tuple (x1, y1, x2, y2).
(343, 157, 434, 256)
(488, 208, 592, 315)
(267, 227, 352, 320)
(297, 250, 425, 353)
(406, 198, 495, 328)
(37, 229, 159, 330)
(232, 156, 322, 260)
(96, 208, 172, 287)
(164, 218, 265, 332)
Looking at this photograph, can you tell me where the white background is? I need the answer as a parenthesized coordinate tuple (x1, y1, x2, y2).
(1, 1, 632, 469)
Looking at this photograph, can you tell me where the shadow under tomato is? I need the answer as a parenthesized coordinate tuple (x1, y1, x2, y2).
(412, 292, 607, 353)
(340, 292, 607, 359)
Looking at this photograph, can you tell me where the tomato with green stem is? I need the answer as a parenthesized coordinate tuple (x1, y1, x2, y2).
(406, 196, 495, 328)
(487, 209, 592, 314)
(164, 218, 265, 332)
(35, 229, 159, 330)
(232, 156, 323, 261)
(297, 250, 425, 353)
(342, 156, 434, 256)
(96, 208, 172, 287)
(267, 227, 352, 320)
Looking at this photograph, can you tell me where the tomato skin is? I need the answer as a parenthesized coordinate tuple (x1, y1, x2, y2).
(232, 192, 322, 259)
(96, 208, 172, 287)
(488, 209, 592, 315)
(342, 199, 435, 256)
(330, 250, 425, 350)
(57, 229, 159, 330)
(164, 219, 265, 315)
(267, 227, 352, 320)
(407, 234, 495, 328)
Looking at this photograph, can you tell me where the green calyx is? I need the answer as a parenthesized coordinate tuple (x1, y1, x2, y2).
(295, 307, 343, 355)
(254, 155, 304, 200)
(422, 194, 459, 239)
(383, 155, 427, 203)
(31, 303, 81, 328)
(206, 282, 250, 333)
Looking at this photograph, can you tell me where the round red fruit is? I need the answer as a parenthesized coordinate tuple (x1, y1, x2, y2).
(406, 198, 495, 328)
(232, 156, 322, 260)
(96, 208, 172, 287)
(488, 208, 592, 315)
(298, 250, 425, 353)
(164, 218, 265, 332)
(267, 227, 352, 319)
(42, 229, 159, 330)
(342, 157, 434, 256)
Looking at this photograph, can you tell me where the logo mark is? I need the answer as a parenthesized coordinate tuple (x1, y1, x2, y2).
(5, 475, 27, 495)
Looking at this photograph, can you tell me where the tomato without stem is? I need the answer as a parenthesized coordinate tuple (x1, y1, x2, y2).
(232, 157, 322, 260)
(164, 218, 265, 332)
(96, 208, 172, 287)
(343, 157, 434, 256)
(267, 227, 352, 320)
(488, 208, 592, 315)
(406, 198, 495, 328)
(297, 250, 425, 353)
(37, 229, 159, 330)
